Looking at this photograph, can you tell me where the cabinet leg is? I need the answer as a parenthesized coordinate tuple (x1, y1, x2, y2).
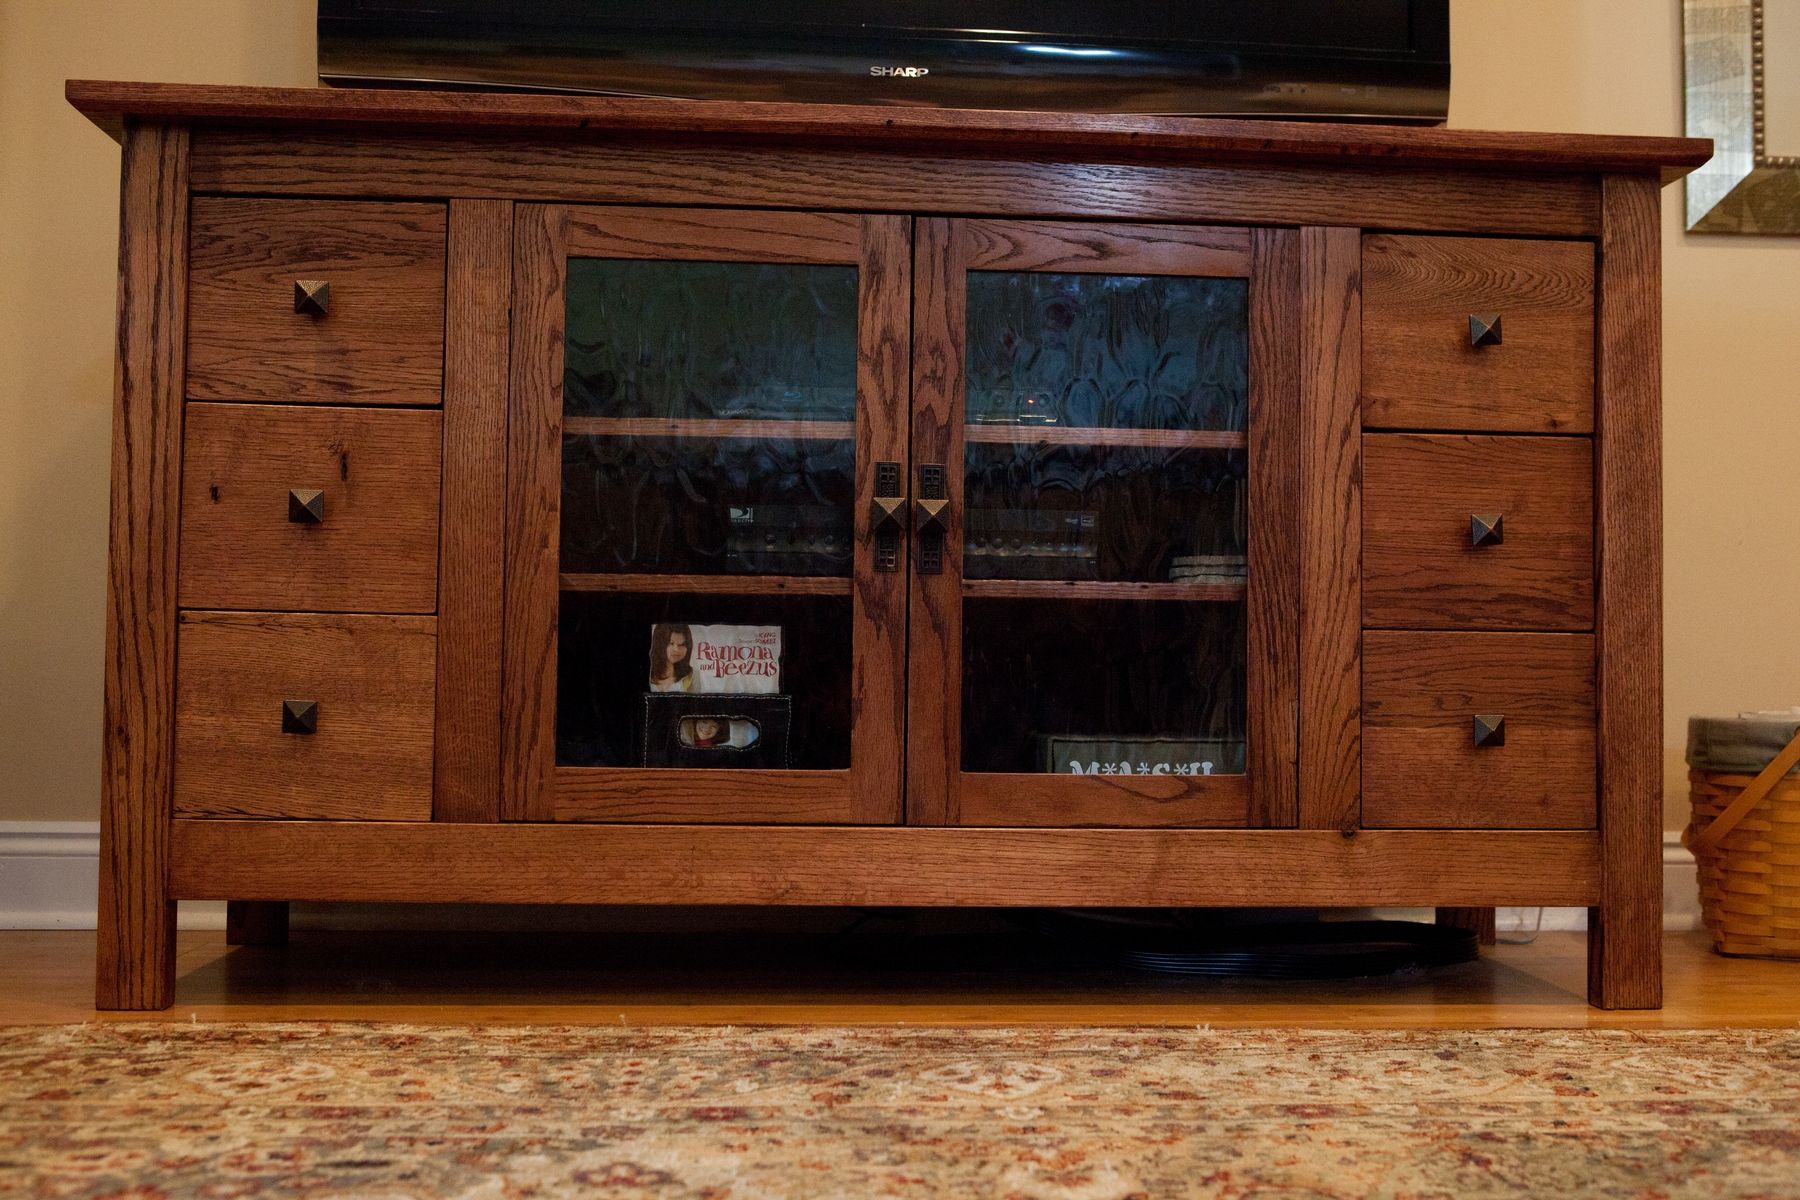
(226, 901, 290, 946)
(95, 823, 176, 1011)
(95, 122, 188, 1013)
(1588, 899, 1663, 1010)
(1435, 907, 1496, 946)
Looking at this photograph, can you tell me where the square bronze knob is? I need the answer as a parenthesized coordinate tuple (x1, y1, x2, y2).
(294, 279, 331, 317)
(288, 488, 326, 524)
(1471, 512, 1505, 548)
(1469, 313, 1503, 348)
(1473, 714, 1507, 748)
(282, 699, 319, 735)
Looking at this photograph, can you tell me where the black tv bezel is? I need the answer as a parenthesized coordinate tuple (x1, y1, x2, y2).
(322, 0, 1449, 63)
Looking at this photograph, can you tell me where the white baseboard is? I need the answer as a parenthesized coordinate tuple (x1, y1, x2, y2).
(0, 821, 1703, 933)
(0, 823, 224, 931)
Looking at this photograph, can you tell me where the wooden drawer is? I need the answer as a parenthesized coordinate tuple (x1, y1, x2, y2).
(174, 612, 437, 820)
(1364, 434, 1593, 631)
(1363, 235, 1594, 434)
(187, 199, 446, 406)
(178, 404, 442, 614)
(1364, 631, 1596, 829)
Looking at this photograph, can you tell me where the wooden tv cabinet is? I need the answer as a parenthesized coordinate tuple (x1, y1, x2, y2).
(70, 80, 1710, 1011)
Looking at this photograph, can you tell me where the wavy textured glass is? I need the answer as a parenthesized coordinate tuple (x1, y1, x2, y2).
(962, 272, 1250, 774)
(557, 258, 860, 770)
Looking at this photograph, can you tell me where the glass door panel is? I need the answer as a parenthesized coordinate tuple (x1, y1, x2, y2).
(963, 270, 1250, 776)
(908, 220, 1297, 828)
(505, 207, 909, 823)
(563, 259, 859, 423)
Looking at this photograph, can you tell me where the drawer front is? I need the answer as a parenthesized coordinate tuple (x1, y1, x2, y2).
(1364, 434, 1594, 631)
(174, 612, 437, 820)
(1364, 631, 1596, 829)
(1363, 235, 1594, 434)
(187, 199, 447, 406)
(179, 404, 443, 614)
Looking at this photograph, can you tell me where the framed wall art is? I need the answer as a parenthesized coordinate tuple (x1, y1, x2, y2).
(1686, 0, 1800, 233)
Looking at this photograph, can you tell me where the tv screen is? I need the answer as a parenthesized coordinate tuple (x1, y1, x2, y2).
(333, 0, 1430, 54)
(320, 0, 1451, 122)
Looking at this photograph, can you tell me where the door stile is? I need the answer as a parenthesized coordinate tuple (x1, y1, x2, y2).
(1247, 228, 1303, 827)
(905, 219, 967, 825)
(850, 215, 914, 823)
(1295, 226, 1365, 832)
(501, 202, 570, 821)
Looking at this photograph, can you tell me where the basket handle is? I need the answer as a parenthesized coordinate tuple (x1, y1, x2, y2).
(1684, 725, 1800, 857)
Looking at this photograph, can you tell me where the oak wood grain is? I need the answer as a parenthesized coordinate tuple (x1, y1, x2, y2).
(846, 214, 914, 825)
(1364, 631, 1597, 830)
(955, 773, 1251, 829)
(68, 80, 1712, 182)
(167, 821, 1605, 908)
(186, 199, 446, 407)
(97, 123, 188, 1011)
(1297, 228, 1364, 831)
(565, 206, 862, 263)
(1364, 235, 1596, 434)
(1591, 174, 1665, 1011)
(177, 404, 442, 614)
(435, 198, 511, 823)
(174, 612, 437, 821)
(1246, 228, 1302, 828)
(186, 132, 1606, 240)
(904, 218, 964, 827)
(500, 205, 568, 822)
(1363, 434, 1595, 631)
(961, 220, 1251, 276)
(552, 770, 855, 824)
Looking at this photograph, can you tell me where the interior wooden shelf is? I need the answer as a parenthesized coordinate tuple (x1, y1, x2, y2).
(963, 579, 1247, 602)
(563, 417, 855, 441)
(560, 573, 853, 597)
(963, 425, 1247, 450)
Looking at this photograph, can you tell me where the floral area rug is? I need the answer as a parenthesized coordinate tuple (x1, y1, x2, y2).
(3, 1024, 1799, 1198)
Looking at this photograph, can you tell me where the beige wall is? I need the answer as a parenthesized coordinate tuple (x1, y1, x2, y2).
(1, 1, 1793, 828)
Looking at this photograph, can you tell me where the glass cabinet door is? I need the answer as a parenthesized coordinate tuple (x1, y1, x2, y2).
(907, 220, 1299, 828)
(504, 207, 910, 823)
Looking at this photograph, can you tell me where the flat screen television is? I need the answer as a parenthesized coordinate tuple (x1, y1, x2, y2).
(319, 0, 1451, 123)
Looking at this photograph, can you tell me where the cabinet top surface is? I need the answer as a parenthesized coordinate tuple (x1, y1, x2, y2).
(68, 80, 1710, 183)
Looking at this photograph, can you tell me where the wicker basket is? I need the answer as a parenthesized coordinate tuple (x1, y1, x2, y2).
(1685, 722, 1800, 959)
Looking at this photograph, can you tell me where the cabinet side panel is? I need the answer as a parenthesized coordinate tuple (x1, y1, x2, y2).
(1248, 229, 1302, 827)
(1298, 227, 1363, 831)
(500, 205, 568, 821)
(1590, 174, 1664, 1010)
(436, 198, 513, 822)
(97, 122, 189, 1010)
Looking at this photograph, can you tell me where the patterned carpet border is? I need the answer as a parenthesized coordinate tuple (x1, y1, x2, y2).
(4, 1023, 1800, 1198)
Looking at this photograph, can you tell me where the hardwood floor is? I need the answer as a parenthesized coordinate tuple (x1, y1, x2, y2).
(3, 923, 1796, 1027)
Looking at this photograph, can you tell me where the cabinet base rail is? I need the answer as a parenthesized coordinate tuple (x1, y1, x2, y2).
(169, 821, 1600, 909)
